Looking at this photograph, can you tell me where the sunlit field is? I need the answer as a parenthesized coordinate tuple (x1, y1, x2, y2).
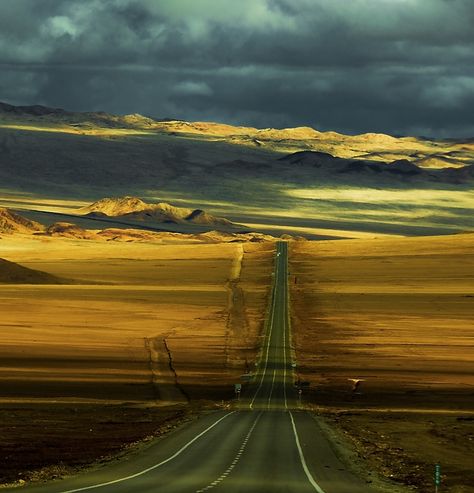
(290, 234, 474, 492)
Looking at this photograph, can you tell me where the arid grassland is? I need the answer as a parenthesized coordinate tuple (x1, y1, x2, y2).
(290, 234, 474, 492)
(0, 236, 273, 484)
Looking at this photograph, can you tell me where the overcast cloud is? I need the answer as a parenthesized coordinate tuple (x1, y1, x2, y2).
(1, 0, 473, 137)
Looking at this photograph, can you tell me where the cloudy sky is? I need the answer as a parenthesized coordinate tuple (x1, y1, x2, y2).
(1, 0, 473, 137)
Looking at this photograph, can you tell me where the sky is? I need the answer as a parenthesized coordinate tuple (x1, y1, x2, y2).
(1, 0, 473, 137)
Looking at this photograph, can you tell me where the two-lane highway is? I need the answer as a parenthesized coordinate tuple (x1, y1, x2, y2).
(247, 242, 292, 412)
(8, 242, 380, 493)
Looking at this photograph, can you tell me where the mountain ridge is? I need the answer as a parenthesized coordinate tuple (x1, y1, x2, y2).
(0, 100, 408, 142)
(2, 100, 473, 172)
(0, 208, 44, 234)
(79, 196, 238, 228)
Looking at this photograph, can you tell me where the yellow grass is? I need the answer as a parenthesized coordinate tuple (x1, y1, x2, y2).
(290, 233, 474, 408)
(291, 234, 474, 492)
(0, 235, 273, 403)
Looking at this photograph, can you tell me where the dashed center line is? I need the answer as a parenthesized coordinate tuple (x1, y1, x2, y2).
(195, 413, 262, 492)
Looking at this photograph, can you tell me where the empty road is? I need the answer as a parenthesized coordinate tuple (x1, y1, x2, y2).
(10, 242, 380, 493)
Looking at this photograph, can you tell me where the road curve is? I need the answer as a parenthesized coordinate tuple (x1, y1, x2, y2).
(8, 241, 380, 493)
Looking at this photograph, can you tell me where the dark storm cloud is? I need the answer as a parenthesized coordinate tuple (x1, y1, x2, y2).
(1, 0, 474, 136)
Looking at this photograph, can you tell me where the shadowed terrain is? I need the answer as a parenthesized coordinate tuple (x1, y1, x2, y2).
(1, 102, 473, 238)
(0, 258, 67, 284)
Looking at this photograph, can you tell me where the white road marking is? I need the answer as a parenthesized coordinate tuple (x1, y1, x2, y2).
(195, 413, 261, 492)
(266, 353, 277, 409)
(289, 411, 327, 493)
(57, 412, 236, 493)
(42, 242, 339, 493)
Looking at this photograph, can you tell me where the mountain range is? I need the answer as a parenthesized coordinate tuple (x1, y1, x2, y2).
(0, 101, 473, 237)
(1, 100, 472, 188)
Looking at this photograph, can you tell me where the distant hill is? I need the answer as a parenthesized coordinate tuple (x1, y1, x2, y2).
(44, 222, 97, 239)
(0, 205, 263, 241)
(80, 197, 148, 217)
(0, 208, 44, 234)
(0, 258, 67, 284)
(274, 150, 474, 184)
(0, 101, 68, 117)
(439, 163, 474, 184)
(340, 158, 423, 177)
(79, 196, 238, 229)
(278, 150, 337, 167)
(279, 150, 424, 174)
(0, 101, 160, 130)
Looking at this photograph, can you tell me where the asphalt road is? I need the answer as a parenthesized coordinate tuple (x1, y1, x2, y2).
(10, 241, 380, 493)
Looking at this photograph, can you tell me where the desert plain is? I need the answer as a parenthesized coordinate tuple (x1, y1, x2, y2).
(290, 234, 474, 492)
(0, 233, 273, 484)
(0, 103, 473, 492)
(1, 230, 473, 492)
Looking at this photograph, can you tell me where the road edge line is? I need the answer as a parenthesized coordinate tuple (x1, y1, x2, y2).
(289, 411, 327, 493)
(58, 411, 236, 493)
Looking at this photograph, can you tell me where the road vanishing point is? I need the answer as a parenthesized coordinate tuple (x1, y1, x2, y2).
(10, 242, 381, 493)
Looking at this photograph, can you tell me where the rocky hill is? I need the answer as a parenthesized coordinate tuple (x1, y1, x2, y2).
(44, 222, 97, 239)
(274, 150, 474, 184)
(0, 208, 44, 234)
(80, 196, 237, 228)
